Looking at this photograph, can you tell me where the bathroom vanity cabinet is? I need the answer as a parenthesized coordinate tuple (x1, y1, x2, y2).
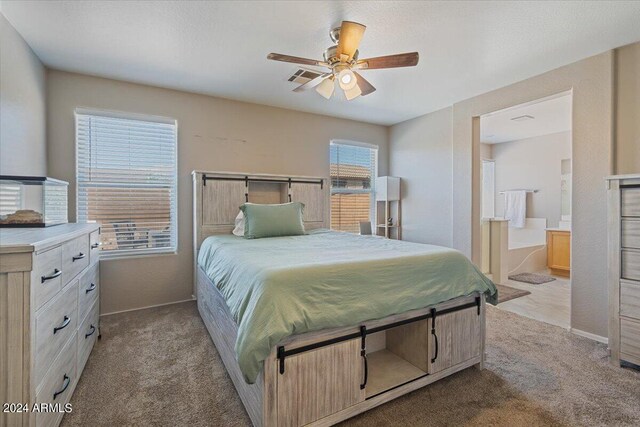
(546, 229, 571, 277)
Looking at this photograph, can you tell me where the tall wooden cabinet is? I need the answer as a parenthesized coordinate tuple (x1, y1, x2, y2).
(0, 224, 100, 427)
(607, 174, 640, 368)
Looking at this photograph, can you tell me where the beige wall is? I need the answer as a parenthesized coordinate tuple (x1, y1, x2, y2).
(46, 70, 388, 314)
(0, 14, 47, 176)
(391, 51, 614, 339)
(454, 52, 613, 339)
(389, 107, 453, 247)
(492, 131, 572, 228)
(615, 43, 640, 174)
(480, 143, 493, 160)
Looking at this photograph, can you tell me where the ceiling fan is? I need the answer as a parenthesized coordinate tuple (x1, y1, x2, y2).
(267, 21, 419, 101)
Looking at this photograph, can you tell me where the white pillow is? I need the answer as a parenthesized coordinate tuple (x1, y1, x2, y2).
(232, 211, 244, 236)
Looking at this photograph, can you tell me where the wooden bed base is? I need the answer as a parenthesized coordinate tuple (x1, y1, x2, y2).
(191, 171, 487, 426)
(197, 267, 486, 427)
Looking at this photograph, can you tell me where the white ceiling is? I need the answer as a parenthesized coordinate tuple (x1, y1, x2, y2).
(2, 1, 640, 126)
(481, 93, 572, 144)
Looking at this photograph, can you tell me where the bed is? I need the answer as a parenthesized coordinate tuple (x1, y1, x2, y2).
(192, 171, 497, 427)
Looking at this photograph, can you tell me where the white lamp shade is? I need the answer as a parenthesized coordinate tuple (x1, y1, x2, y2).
(344, 83, 362, 100)
(315, 77, 335, 99)
(375, 176, 400, 201)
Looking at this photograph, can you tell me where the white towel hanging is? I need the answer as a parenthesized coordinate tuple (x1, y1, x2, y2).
(503, 190, 527, 228)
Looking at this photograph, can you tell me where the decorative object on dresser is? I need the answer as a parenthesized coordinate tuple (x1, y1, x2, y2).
(0, 223, 100, 427)
(0, 176, 68, 227)
(607, 174, 640, 368)
(546, 229, 571, 277)
(375, 176, 401, 239)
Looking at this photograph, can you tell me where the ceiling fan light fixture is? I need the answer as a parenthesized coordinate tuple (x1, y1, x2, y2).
(338, 69, 357, 90)
(316, 76, 335, 99)
(267, 21, 419, 101)
(344, 83, 362, 101)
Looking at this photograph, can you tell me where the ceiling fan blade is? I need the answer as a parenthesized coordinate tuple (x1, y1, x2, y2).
(267, 53, 329, 68)
(293, 73, 331, 92)
(336, 21, 366, 61)
(354, 71, 376, 96)
(356, 52, 419, 70)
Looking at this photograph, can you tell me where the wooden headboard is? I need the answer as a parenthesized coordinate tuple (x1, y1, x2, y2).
(192, 170, 330, 251)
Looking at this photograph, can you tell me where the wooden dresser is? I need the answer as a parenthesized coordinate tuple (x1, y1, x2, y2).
(0, 224, 100, 427)
(607, 174, 640, 368)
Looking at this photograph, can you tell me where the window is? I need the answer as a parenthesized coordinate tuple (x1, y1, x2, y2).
(330, 142, 377, 233)
(76, 109, 177, 258)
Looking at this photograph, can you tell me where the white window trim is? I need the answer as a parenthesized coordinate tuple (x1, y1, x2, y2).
(75, 108, 179, 259)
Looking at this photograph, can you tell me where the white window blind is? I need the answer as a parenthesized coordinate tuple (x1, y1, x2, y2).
(330, 142, 377, 233)
(76, 110, 177, 257)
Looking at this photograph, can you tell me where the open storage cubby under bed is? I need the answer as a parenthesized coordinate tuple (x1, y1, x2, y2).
(365, 322, 430, 398)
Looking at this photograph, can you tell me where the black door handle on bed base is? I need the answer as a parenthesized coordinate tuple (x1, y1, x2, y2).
(430, 308, 439, 363)
(360, 325, 368, 389)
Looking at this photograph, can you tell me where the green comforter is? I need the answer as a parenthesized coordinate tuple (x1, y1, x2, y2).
(198, 230, 497, 383)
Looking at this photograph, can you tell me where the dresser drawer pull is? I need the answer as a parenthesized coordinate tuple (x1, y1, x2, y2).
(91, 242, 101, 249)
(72, 252, 86, 262)
(53, 316, 71, 334)
(85, 324, 96, 339)
(41, 269, 62, 283)
(85, 283, 97, 294)
(53, 374, 71, 400)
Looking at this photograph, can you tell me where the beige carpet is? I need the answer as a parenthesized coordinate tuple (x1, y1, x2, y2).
(62, 301, 640, 427)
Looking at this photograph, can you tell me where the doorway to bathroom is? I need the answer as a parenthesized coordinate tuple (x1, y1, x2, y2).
(479, 91, 572, 329)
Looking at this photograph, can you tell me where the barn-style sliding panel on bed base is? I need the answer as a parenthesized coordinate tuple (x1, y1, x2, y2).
(197, 266, 486, 426)
(192, 171, 487, 426)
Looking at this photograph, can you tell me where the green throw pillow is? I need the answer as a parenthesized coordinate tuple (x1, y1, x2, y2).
(240, 202, 305, 239)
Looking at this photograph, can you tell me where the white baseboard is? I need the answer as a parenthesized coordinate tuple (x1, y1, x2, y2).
(570, 327, 608, 345)
(100, 298, 196, 317)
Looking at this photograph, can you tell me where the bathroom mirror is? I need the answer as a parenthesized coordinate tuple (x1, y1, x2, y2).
(560, 159, 571, 220)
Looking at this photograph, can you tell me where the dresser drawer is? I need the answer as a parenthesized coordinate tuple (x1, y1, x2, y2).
(33, 246, 63, 310)
(78, 262, 99, 322)
(620, 317, 640, 365)
(35, 280, 78, 387)
(35, 332, 77, 427)
(621, 279, 640, 320)
(78, 300, 99, 374)
(622, 188, 640, 217)
(622, 219, 640, 249)
(61, 234, 89, 285)
(89, 229, 101, 263)
(622, 250, 640, 282)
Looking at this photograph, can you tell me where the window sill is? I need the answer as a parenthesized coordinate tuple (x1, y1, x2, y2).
(99, 248, 177, 261)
